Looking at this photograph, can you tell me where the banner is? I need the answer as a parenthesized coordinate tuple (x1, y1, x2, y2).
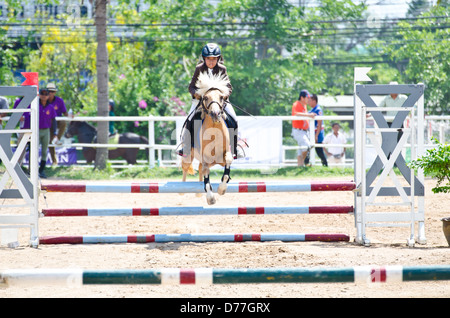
(19, 147, 77, 166)
(176, 116, 282, 167)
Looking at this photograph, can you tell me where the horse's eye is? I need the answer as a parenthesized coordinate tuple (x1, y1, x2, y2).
(204, 96, 208, 101)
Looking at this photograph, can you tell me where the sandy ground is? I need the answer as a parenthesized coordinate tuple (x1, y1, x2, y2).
(0, 176, 449, 299)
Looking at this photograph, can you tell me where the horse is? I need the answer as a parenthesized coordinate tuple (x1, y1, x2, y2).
(65, 121, 149, 164)
(181, 72, 233, 205)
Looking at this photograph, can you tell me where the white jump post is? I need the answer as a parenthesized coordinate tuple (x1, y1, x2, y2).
(0, 81, 40, 248)
(354, 67, 426, 247)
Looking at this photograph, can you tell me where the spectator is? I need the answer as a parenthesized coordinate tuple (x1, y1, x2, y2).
(378, 81, 408, 143)
(291, 89, 316, 167)
(0, 96, 8, 164)
(109, 99, 117, 136)
(378, 81, 407, 125)
(0, 96, 8, 128)
(323, 123, 347, 165)
(37, 88, 57, 178)
(305, 94, 328, 167)
(47, 83, 68, 165)
(14, 97, 31, 168)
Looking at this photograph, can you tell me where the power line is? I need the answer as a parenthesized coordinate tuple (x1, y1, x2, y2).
(0, 14, 447, 27)
(3, 20, 448, 39)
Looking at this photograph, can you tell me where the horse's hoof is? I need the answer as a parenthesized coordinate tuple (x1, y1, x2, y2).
(217, 184, 227, 195)
(206, 194, 216, 205)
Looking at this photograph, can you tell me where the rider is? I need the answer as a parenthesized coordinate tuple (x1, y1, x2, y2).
(177, 43, 243, 159)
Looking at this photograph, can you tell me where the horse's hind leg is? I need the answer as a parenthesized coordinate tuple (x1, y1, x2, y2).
(181, 151, 195, 196)
(195, 162, 203, 198)
(218, 152, 233, 195)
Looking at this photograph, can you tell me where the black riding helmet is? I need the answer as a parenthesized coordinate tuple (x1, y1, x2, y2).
(202, 43, 221, 57)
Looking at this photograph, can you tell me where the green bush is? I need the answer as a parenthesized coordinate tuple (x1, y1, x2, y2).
(409, 138, 450, 194)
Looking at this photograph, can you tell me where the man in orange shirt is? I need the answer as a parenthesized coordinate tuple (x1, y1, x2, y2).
(291, 89, 316, 166)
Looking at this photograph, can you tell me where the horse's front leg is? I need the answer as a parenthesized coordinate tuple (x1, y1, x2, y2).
(218, 152, 233, 195)
(202, 165, 216, 205)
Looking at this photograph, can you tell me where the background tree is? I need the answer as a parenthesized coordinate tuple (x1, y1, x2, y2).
(94, 0, 109, 170)
(372, 5, 449, 115)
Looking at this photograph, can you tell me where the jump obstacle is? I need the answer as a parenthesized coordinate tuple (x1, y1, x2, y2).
(39, 180, 355, 245)
(1, 265, 449, 286)
(1, 82, 428, 247)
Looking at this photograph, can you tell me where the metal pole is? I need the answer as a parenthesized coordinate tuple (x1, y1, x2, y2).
(148, 114, 155, 167)
(30, 88, 39, 247)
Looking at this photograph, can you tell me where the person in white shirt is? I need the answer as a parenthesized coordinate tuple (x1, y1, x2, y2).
(377, 81, 408, 145)
(378, 81, 407, 124)
(323, 123, 347, 164)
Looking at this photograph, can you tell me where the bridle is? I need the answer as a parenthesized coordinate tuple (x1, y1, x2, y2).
(201, 87, 226, 117)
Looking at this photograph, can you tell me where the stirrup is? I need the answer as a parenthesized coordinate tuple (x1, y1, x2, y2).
(177, 149, 189, 158)
(175, 144, 188, 158)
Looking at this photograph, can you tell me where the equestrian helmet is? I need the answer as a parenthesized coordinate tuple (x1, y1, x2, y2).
(202, 43, 221, 57)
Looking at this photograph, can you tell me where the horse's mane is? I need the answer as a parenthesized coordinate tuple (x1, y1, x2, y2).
(196, 72, 230, 97)
(81, 121, 97, 132)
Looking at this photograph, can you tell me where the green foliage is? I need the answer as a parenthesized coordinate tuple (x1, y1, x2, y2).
(26, 22, 98, 112)
(409, 138, 450, 194)
(372, 5, 450, 115)
(0, 34, 19, 87)
(1, 0, 447, 125)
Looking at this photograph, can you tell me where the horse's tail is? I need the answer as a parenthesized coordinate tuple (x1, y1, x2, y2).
(139, 135, 150, 159)
(186, 163, 195, 175)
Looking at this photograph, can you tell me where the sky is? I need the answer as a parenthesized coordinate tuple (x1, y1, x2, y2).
(287, 0, 436, 19)
(363, 0, 413, 18)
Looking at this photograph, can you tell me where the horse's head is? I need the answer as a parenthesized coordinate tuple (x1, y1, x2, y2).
(65, 121, 80, 138)
(201, 88, 227, 122)
(196, 72, 230, 123)
(65, 121, 97, 143)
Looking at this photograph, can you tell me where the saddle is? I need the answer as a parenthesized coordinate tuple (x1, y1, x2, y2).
(178, 104, 246, 159)
(182, 108, 237, 149)
(107, 133, 119, 150)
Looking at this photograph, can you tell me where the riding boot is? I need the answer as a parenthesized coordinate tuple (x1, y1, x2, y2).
(177, 116, 195, 157)
(39, 160, 47, 179)
(233, 133, 238, 159)
(224, 114, 244, 159)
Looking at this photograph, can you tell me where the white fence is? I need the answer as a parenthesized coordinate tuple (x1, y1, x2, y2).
(54, 114, 449, 168)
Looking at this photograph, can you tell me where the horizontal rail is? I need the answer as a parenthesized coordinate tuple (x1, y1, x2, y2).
(38, 233, 350, 244)
(2, 265, 450, 286)
(41, 181, 356, 193)
(41, 205, 354, 217)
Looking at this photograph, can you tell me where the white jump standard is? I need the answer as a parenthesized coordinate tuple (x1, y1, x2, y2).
(354, 83, 426, 246)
